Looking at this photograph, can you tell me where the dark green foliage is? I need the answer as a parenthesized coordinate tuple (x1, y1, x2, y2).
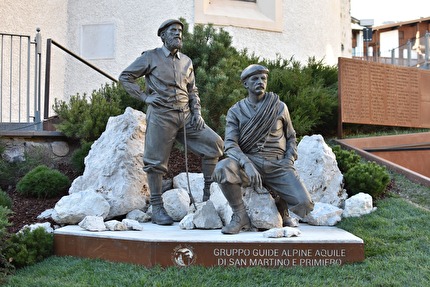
(185, 24, 339, 136)
(52, 19, 340, 141)
(103, 79, 146, 112)
(4, 227, 53, 269)
(331, 145, 361, 173)
(0, 190, 12, 209)
(0, 148, 55, 190)
(344, 161, 391, 198)
(181, 21, 256, 133)
(265, 57, 338, 136)
(71, 141, 93, 174)
(53, 84, 123, 143)
(16, 165, 70, 198)
(0, 206, 14, 282)
(53, 82, 146, 143)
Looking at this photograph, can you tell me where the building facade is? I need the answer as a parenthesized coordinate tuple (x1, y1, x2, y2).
(0, 0, 351, 120)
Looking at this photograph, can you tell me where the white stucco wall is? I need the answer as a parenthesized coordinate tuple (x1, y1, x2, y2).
(223, 0, 350, 65)
(1, 0, 351, 120)
(0, 0, 68, 122)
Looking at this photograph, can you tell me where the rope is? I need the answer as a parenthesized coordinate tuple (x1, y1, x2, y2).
(238, 92, 280, 153)
(183, 114, 197, 210)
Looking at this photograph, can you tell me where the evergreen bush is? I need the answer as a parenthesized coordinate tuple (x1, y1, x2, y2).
(182, 21, 255, 133)
(53, 84, 123, 143)
(54, 19, 340, 142)
(53, 82, 145, 143)
(4, 226, 53, 269)
(266, 57, 338, 136)
(16, 165, 70, 198)
(0, 190, 12, 209)
(0, 147, 55, 190)
(344, 161, 391, 198)
(331, 145, 361, 173)
(71, 141, 93, 174)
(0, 206, 14, 281)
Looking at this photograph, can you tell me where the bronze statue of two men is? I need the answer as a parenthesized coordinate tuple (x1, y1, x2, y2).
(119, 19, 314, 234)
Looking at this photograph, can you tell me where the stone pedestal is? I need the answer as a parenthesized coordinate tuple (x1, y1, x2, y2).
(54, 223, 364, 267)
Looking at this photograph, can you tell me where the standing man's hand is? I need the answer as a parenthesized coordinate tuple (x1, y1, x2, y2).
(190, 111, 205, 130)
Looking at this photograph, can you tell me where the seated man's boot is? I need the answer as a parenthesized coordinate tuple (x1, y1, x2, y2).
(277, 197, 299, 227)
(219, 183, 251, 234)
(222, 209, 251, 234)
(151, 204, 173, 225)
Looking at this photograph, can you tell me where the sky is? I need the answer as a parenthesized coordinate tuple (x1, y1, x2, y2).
(350, 0, 430, 26)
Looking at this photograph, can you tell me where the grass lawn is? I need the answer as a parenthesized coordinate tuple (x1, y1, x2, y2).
(2, 160, 430, 287)
(3, 194, 429, 286)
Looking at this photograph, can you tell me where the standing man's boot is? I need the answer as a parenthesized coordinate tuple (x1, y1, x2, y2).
(148, 173, 173, 225)
(219, 183, 251, 234)
(202, 158, 217, 201)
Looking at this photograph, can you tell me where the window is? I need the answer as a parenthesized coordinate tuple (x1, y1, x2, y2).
(195, 0, 282, 32)
(81, 23, 115, 59)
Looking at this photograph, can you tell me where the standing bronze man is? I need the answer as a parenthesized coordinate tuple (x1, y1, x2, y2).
(213, 64, 314, 234)
(119, 19, 223, 225)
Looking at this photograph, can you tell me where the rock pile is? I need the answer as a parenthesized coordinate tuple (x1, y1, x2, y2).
(35, 108, 376, 236)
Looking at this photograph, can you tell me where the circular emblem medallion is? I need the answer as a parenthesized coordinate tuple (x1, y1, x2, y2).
(172, 245, 196, 266)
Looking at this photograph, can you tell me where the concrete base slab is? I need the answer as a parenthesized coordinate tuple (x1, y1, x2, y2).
(54, 223, 364, 267)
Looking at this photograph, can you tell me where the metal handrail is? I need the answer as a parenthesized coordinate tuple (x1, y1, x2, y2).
(44, 38, 118, 119)
(389, 32, 430, 69)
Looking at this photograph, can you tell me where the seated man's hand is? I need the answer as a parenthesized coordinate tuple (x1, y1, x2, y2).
(243, 162, 262, 191)
(190, 112, 205, 130)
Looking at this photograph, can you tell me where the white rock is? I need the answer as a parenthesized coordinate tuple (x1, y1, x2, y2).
(209, 183, 232, 225)
(78, 216, 107, 232)
(173, 172, 204, 203)
(126, 209, 151, 222)
(179, 213, 195, 230)
(283, 227, 301, 237)
(19, 222, 54, 234)
(162, 188, 191, 221)
(295, 134, 348, 207)
(105, 220, 128, 231)
(343, 192, 376, 217)
(52, 189, 110, 224)
(244, 187, 282, 230)
(303, 202, 343, 226)
(122, 219, 144, 231)
(193, 201, 223, 229)
(67, 107, 149, 219)
(262, 228, 284, 238)
(37, 208, 55, 220)
(263, 227, 301, 238)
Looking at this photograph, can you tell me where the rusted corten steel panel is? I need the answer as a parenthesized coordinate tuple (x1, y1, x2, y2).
(338, 57, 430, 128)
(54, 234, 364, 268)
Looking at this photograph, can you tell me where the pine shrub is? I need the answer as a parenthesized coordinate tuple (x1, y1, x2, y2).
(0, 206, 14, 281)
(0, 190, 12, 209)
(71, 141, 93, 174)
(344, 161, 391, 198)
(331, 145, 361, 173)
(16, 165, 70, 198)
(52, 19, 340, 140)
(53, 84, 124, 143)
(4, 226, 53, 269)
(0, 146, 60, 191)
(266, 57, 338, 136)
(182, 21, 254, 133)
